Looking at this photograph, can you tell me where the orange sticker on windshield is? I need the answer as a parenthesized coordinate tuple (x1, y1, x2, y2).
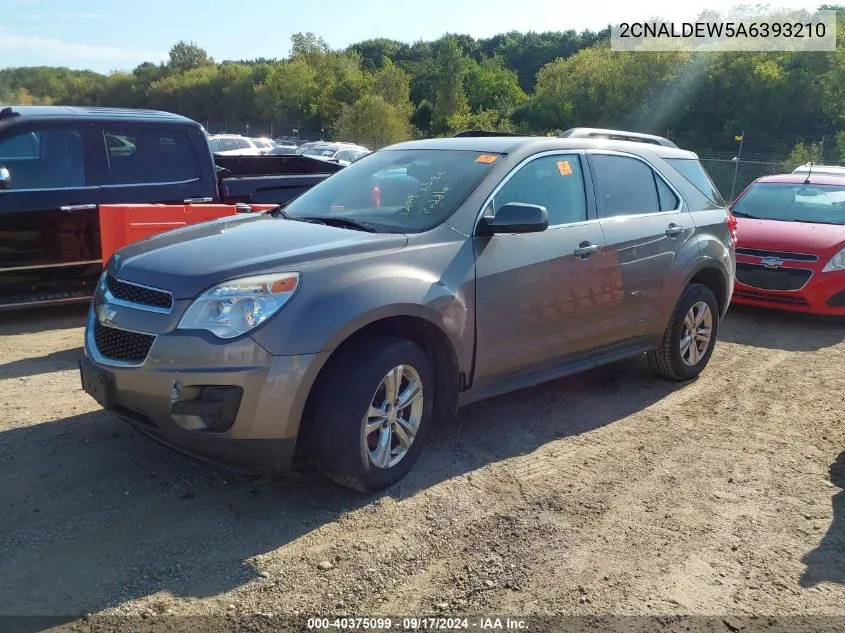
(556, 160, 573, 175)
(475, 154, 498, 164)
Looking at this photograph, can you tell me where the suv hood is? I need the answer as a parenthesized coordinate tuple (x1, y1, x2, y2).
(735, 217, 845, 255)
(110, 214, 408, 299)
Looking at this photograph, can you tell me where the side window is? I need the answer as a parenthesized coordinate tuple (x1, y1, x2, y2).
(655, 175, 679, 211)
(218, 138, 238, 152)
(491, 154, 588, 226)
(0, 128, 85, 189)
(591, 154, 661, 217)
(234, 138, 252, 149)
(335, 150, 352, 162)
(103, 127, 197, 185)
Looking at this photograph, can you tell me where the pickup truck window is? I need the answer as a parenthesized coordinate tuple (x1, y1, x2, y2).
(0, 128, 85, 189)
(102, 127, 198, 185)
(283, 149, 498, 233)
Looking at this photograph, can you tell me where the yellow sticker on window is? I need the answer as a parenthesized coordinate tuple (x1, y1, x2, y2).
(557, 160, 573, 176)
(475, 154, 498, 164)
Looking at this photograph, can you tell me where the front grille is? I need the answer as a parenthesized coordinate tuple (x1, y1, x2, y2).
(736, 262, 813, 291)
(106, 274, 172, 310)
(93, 321, 155, 363)
(735, 247, 819, 262)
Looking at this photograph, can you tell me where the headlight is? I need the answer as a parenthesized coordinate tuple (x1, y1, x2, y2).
(822, 247, 845, 273)
(177, 272, 300, 339)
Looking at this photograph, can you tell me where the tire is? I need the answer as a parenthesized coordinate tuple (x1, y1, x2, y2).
(304, 336, 435, 492)
(648, 283, 720, 382)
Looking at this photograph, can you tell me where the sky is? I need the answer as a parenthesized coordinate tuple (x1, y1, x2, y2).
(0, 0, 829, 73)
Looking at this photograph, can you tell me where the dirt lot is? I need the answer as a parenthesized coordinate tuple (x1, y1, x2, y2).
(0, 304, 843, 631)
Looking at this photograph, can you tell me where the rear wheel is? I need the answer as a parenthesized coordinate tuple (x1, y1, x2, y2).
(648, 283, 720, 381)
(304, 336, 434, 492)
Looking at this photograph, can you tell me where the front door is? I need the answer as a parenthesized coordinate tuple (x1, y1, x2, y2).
(472, 151, 617, 390)
(0, 122, 101, 307)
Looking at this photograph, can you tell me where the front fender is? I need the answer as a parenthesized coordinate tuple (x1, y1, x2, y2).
(251, 260, 471, 364)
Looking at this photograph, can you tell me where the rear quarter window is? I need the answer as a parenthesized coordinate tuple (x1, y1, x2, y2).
(665, 158, 725, 206)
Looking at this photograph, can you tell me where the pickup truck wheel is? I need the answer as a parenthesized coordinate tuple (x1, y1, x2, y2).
(306, 336, 434, 493)
(648, 283, 719, 382)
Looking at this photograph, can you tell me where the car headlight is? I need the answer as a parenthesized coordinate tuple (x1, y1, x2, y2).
(822, 247, 845, 273)
(177, 272, 300, 339)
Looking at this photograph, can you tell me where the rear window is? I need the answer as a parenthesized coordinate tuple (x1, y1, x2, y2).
(665, 158, 725, 206)
(732, 182, 845, 225)
(103, 127, 197, 185)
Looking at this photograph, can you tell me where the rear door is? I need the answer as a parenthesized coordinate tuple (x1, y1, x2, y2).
(95, 123, 212, 205)
(586, 150, 694, 338)
(0, 121, 102, 307)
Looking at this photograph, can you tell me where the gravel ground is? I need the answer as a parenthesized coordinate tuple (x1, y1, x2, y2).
(0, 303, 843, 633)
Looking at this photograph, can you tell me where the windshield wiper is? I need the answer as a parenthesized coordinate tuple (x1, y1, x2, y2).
(730, 210, 757, 218)
(290, 215, 379, 233)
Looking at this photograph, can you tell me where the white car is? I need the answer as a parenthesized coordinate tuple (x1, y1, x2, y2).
(299, 142, 371, 166)
(249, 137, 276, 155)
(792, 162, 845, 176)
(207, 134, 263, 156)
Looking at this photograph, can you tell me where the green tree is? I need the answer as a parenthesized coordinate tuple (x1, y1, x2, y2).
(465, 56, 527, 115)
(432, 36, 469, 133)
(167, 41, 214, 74)
(333, 94, 411, 148)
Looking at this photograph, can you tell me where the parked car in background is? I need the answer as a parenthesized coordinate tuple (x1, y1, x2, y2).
(268, 144, 298, 155)
(792, 162, 845, 177)
(79, 129, 735, 492)
(730, 171, 845, 315)
(249, 137, 275, 154)
(0, 105, 343, 310)
(208, 134, 262, 156)
(273, 138, 298, 149)
(297, 141, 371, 165)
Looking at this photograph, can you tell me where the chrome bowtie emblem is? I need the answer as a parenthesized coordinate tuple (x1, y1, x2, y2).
(97, 304, 117, 325)
(760, 257, 783, 269)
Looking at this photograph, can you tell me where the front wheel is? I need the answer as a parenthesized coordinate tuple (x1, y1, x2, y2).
(648, 283, 720, 381)
(304, 336, 434, 492)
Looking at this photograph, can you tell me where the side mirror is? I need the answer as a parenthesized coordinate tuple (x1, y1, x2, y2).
(0, 166, 10, 190)
(477, 202, 549, 235)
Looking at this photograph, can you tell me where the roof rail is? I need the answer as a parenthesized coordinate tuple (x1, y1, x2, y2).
(453, 130, 524, 138)
(559, 127, 678, 148)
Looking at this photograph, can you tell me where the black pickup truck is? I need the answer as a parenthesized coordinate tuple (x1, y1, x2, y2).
(0, 105, 342, 310)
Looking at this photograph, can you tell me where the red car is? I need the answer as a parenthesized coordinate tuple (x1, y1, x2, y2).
(729, 173, 845, 315)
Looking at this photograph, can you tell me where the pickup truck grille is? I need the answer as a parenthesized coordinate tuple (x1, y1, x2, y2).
(736, 262, 813, 291)
(93, 321, 156, 364)
(106, 274, 172, 310)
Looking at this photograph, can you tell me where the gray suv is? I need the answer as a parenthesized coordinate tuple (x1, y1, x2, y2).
(79, 129, 737, 492)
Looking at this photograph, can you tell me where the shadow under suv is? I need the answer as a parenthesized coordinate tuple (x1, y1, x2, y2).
(80, 129, 737, 492)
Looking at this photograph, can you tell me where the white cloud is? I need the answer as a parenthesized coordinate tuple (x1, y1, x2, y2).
(0, 30, 166, 65)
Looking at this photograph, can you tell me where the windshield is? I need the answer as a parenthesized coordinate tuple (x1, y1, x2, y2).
(282, 149, 500, 233)
(732, 182, 845, 225)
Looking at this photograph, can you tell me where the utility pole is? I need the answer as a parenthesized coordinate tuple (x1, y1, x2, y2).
(819, 134, 826, 163)
(730, 130, 745, 202)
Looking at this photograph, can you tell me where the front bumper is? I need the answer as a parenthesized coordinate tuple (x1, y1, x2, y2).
(731, 263, 845, 316)
(80, 307, 331, 475)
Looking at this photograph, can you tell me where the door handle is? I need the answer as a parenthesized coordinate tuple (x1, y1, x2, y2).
(184, 197, 214, 204)
(665, 223, 684, 237)
(59, 204, 97, 211)
(573, 241, 601, 258)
